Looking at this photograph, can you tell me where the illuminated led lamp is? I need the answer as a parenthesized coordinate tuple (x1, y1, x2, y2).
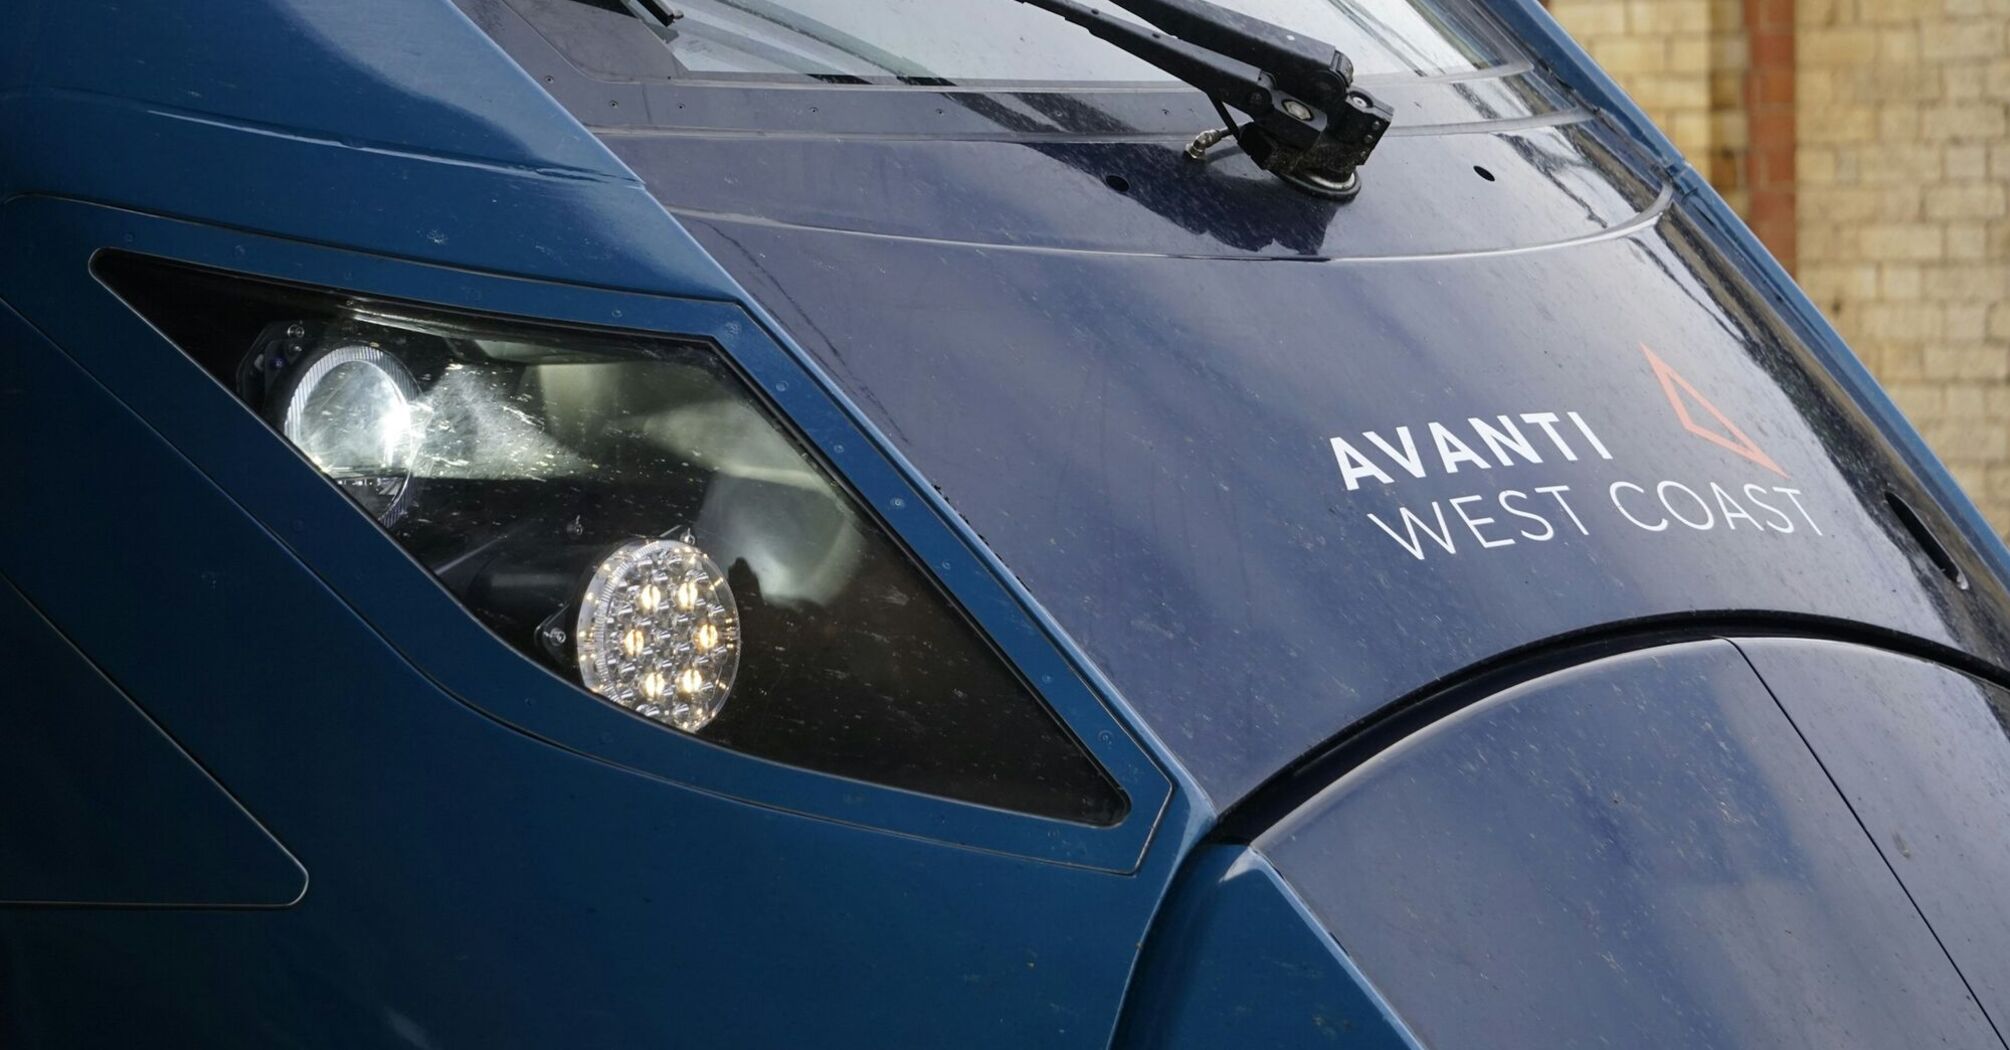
(271, 343, 420, 522)
(576, 538, 741, 732)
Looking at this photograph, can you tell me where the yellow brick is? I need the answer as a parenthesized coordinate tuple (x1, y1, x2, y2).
(1985, 464, 2010, 507)
(1803, 27, 1882, 65)
(1948, 224, 1990, 258)
(1627, 0, 1712, 34)
(1801, 222, 1845, 260)
(1921, 103, 2008, 140)
(1947, 144, 1992, 179)
(1800, 147, 1840, 184)
(1950, 304, 1992, 341)
(1804, 262, 1882, 300)
(1946, 65, 1988, 100)
(1713, 110, 1750, 148)
(1884, 345, 1929, 379)
(1884, 264, 1927, 300)
(1711, 68, 1745, 108)
(1866, 65, 1946, 99)
(1863, 223, 1948, 259)
(1864, 302, 1948, 339)
(1669, 111, 1714, 155)
(1890, 382, 1949, 419)
(1868, 0, 1948, 25)
(1594, 36, 1668, 74)
(1881, 30, 1923, 65)
(1669, 38, 1713, 74)
(1924, 347, 2010, 380)
(1948, 462, 1990, 495)
(1554, 1, 1632, 39)
(1799, 0, 1847, 29)
(1926, 183, 2009, 219)
(1951, 384, 1993, 420)
(1858, 145, 1945, 185)
(1922, 20, 2010, 62)
(1800, 70, 1838, 106)
(1801, 104, 1880, 144)
(1880, 105, 1922, 141)
(1804, 186, 1892, 221)
(1988, 58, 2010, 99)
(1711, 34, 1751, 70)
(1924, 264, 2010, 300)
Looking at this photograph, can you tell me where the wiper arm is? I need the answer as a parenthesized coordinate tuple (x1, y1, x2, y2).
(1011, 0, 1393, 200)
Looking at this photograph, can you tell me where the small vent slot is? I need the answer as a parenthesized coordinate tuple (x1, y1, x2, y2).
(1887, 491, 1967, 589)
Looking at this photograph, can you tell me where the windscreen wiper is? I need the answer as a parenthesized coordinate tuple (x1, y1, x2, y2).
(1011, 0, 1393, 200)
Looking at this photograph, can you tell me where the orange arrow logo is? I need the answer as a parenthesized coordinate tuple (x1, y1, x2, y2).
(1640, 344, 1786, 478)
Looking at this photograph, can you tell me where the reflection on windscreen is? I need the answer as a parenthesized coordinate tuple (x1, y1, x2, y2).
(665, 0, 1501, 82)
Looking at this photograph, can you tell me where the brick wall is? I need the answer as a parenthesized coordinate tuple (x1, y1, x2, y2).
(1549, 0, 2010, 533)
(1796, 0, 2010, 528)
(1548, 0, 1756, 208)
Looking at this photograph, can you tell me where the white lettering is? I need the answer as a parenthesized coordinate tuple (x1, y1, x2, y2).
(1450, 495, 1515, 549)
(1521, 412, 1580, 462)
(1499, 489, 1556, 541)
(1569, 412, 1614, 460)
(1710, 482, 1761, 531)
(1611, 481, 1669, 531)
(1537, 485, 1589, 535)
(1776, 487, 1823, 536)
(1331, 437, 1395, 491)
(1431, 422, 1494, 475)
(1369, 503, 1460, 560)
(1744, 483, 1795, 533)
(1659, 481, 1716, 530)
(1326, 404, 1827, 557)
(1470, 415, 1544, 467)
(1364, 427, 1428, 480)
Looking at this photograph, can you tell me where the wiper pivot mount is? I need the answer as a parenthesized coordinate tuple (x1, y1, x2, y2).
(1013, 0, 1393, 199)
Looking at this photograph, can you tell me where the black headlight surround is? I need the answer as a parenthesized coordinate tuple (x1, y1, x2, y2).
(96, 249, 1138, 830)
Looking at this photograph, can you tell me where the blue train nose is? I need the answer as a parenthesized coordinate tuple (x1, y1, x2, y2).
(1125, 640, 2010, 1049)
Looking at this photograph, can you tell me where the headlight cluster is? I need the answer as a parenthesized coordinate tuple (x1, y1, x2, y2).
(101, 254, 1123, 824)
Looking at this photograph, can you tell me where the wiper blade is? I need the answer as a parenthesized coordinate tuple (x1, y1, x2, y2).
(1011, 0, 1393, 200)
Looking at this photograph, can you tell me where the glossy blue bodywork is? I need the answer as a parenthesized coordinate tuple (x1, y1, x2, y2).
(1113, 845, 1422, 1049)
(1259, 641, 2003, 1049)
(0, 578, 305, 907)
(9, 0, 2010, 1046)
(1739, 639, 2010, 1028)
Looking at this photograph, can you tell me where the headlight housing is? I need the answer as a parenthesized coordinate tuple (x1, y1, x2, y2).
(101, 253, 1123, 825)
(267, 341, 422, 521)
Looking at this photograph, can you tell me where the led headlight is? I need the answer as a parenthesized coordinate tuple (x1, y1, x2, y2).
(269, 343, 419, 521)
(576, 538, 740, 731)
